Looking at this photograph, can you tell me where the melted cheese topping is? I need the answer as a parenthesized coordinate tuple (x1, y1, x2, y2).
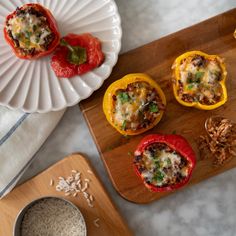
(178, 55, 224, 105)
(136, 143, 189, 187)
(7, 11, 52, 51)
(113, 82, 163, 131)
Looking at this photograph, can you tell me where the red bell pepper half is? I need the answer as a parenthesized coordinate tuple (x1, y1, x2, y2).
(4, 3, 60, 60)
(51, 33, 104, 78)
(134, 134, 196, 192)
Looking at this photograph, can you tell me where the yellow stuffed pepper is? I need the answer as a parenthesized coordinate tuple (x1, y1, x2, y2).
(172, 51, 227, 110)
(103, 73, 166, 135)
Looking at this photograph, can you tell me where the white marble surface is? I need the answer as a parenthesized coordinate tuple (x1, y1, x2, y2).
(21, 1, 236, 235)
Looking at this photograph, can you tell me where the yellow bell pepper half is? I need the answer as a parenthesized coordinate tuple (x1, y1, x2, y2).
(172, 51, 227, 110)
(103, 73, 166, 135)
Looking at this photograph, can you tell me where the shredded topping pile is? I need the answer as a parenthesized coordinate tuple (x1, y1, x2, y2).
(198, 117, 236, 165)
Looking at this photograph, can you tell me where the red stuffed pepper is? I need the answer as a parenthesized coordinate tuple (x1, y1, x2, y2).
(134, 134, 196, 192)
(4, 3, 60, 59)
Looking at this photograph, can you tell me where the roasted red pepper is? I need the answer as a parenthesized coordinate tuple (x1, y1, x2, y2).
(4, 3, 60, 60)
(134, 134, 196, 192)
(51, 33, 104, 78)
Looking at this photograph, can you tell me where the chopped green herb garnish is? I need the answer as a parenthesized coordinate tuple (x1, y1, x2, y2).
(167, 158, 171, 165)
(25, 31, 32, 39)
(121, 120, 127, 130)
(195, 71, 205, 81)
(172, 130, 176, 134)
(127, 151, 132, 156)
(154, 160, 160, 168)
(187, 84, 194, 90)
(35, 32, 41, 43)
(25, 40, 31, 47)
(153, 171, 165, 182)
(117, 92, 130, 104)
(149, 103, 159, 113)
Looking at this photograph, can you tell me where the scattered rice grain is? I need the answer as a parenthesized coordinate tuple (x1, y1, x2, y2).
(50, 179, 54, 186)
(93, 218, 100, 227)
(89, 195, 94, 202)
(83, 192, 89, 199)
(75, 175, 81, 181)
(55, 169, 96, 208)
(87, 170, 93, 175)
(56, 186, 62, 192)
(81, 186, 87, 192)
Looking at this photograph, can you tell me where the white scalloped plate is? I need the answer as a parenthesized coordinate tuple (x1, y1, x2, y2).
(0, 0, 121, 113)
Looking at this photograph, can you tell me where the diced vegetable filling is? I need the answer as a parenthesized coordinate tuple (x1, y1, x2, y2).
(112, 81, 165, 131)
(6, 6, 55, 55)
(135, 143, 189, 187)
(178, 54, 224, 105)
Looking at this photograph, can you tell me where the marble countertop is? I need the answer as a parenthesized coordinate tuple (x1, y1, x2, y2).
(21, 1, 236, 235)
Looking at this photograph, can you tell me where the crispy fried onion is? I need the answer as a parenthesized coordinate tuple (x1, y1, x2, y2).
(198, 117, 236, 166)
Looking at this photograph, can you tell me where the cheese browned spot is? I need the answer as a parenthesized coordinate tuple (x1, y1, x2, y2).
(134, 143, 190, 187)
(178, 54, 224, 105)
(112, 81, 165, 132)
(6, 6, 54, 56)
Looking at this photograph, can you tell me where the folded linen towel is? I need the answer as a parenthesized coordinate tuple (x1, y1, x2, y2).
(0, 107, 65, 198)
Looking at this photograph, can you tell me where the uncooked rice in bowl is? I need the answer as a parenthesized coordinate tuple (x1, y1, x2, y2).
(20, 198, 86, 236)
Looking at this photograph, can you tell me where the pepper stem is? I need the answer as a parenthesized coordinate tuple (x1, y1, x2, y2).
(60, 39, 74, 52)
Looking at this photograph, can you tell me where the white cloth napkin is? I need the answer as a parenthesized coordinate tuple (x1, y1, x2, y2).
(0, 107, 65, 198)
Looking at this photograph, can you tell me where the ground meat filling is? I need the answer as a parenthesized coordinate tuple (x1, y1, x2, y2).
(177, 54, 223, 105)
(112, 81, 165, 132)
(6, 6, 55, 56)
(134, 143, 190, 187)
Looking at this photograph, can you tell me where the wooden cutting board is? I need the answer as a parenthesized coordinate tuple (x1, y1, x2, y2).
(0, 154, 132, 236)
(80, 8, 236, 204)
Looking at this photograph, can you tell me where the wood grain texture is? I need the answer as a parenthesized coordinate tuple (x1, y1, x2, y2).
(80, 9, 236, 204)
(0, 154, 132, 236)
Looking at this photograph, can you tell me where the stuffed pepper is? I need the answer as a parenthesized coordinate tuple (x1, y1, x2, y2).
(134, 134, 196, 192)
(4, 3, 60, 59)
(172, 51, 227, 110)
(103, 73, 166, 135)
